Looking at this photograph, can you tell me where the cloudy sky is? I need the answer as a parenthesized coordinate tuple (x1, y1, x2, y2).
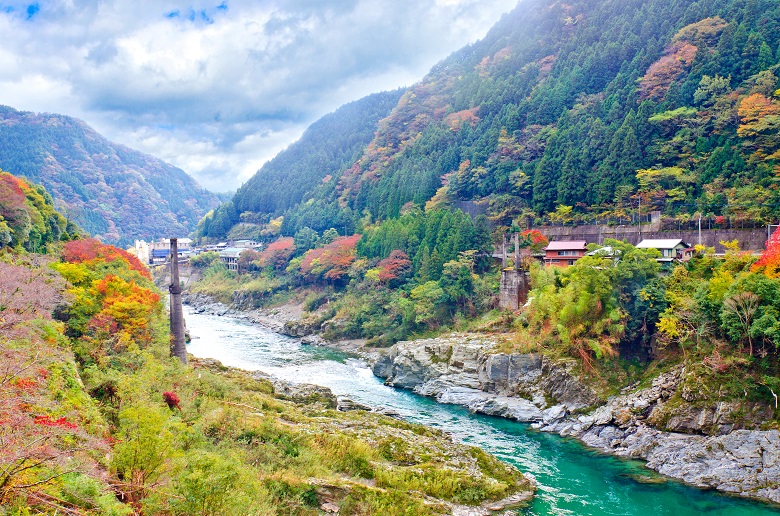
(0, 0, 518, 192)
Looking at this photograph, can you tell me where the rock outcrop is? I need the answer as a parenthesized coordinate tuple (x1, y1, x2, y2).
(373, 334, 599, 422)
(373, 333, 780, 504)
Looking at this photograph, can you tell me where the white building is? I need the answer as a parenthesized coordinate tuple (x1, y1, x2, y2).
(134, 240, 150, 265)
(218, 247, 248, 271)
(636, 239, 691, 263)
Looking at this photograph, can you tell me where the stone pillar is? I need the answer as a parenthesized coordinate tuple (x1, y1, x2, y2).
(499, 269, 530, 310)
(169, 238, 187, 364)
(502, 234, 507, 269)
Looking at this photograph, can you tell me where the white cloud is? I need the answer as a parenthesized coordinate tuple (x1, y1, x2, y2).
(0, 0, 518, 191)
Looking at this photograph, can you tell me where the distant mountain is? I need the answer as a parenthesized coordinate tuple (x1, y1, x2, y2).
(203, 0, 780, 239)
(0, 105, 220, 245)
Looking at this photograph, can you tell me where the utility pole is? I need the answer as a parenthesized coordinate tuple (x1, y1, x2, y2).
(169, 238, 187, 364)
(698, 214, 702, 246)
(638, 195, 642, 242)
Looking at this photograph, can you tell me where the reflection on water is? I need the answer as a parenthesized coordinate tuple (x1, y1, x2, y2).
(185, 307, 780, 516)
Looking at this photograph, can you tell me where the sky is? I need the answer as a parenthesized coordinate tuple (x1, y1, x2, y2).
(0, 0, 518, 192)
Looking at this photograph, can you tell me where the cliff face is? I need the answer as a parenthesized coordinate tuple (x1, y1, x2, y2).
(373, 333, 780, 504)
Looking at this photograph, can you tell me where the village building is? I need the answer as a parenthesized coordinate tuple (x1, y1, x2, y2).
(636, 239, 691, 263)
(233, 239, 261, 249)
(218, 247, 248, 271)
(133, 240, 150, 265)
(543, 240, 588, 266)
(147, 238, 193, 264)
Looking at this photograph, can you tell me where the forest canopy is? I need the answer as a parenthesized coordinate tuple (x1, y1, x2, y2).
(199, 0, 780, 242)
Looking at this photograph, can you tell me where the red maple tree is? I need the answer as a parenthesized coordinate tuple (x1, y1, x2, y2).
(256, 237, 295, 269)
(375, 250, 412, 284)
(300, 235, 361, 282)
(62, 238, 150, 279)
(753, 228, 780, 278)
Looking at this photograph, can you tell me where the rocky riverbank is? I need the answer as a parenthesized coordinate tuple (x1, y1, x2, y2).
(183, 291, 299, 334)
(183, 292, 780, 506)
(373, 334, 780, 505)
(183, 291, 371, 353)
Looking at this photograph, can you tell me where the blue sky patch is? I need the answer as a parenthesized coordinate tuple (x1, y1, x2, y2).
(26, 2, 38, 19)
(165, 4, 224, 25)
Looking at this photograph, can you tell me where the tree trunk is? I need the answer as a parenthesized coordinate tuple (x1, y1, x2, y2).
(169, 238, 187, 364)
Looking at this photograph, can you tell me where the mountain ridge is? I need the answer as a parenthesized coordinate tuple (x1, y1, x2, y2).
(202, 0, 780, 240)
(0, 105, 220, 245)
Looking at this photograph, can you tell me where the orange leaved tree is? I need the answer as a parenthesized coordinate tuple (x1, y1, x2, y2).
(753, 228, 780, 278)
(300, 235, 361, 283)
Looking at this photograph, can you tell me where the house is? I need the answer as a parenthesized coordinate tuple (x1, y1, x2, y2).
(150, 248, 171, 264)
(543, 240, 588, 266)
(585, 245, 622, 265)
(586, 245, 620, 258)
(636, 239, 691, 263)
(233, 239, 261, 249)
(147, 238, 192, 264)
(218, 247, 248, 271)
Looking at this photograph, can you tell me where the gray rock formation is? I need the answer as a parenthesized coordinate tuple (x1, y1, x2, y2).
(373, 334, 598, 420)
(373, 333, 780, 505)
(336, 396, 371, 412)
(272, 380, 337, 408)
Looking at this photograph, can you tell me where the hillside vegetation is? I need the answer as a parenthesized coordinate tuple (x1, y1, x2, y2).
(202, 0, 780, 238)
(0, 179, 533, 515)
(190, 0, 780, 430)
(0, 169, 79, 252)
(0, 106, 219, 245)
(199, 90, 404, 239)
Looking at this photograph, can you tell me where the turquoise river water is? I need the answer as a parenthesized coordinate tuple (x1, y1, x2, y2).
(184, 307, 780, 516)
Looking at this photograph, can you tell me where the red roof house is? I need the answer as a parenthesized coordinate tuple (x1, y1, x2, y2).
(543, 240, 588, 267)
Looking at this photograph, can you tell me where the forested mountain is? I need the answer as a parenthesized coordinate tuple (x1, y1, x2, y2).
(0, 106, 220, 245)
(200, 90, 404, 237)
(202, 0, 780, 239)
(0, 169, 80, 252)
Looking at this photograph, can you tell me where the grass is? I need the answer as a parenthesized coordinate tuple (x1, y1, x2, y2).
(3, 255, 536, 515)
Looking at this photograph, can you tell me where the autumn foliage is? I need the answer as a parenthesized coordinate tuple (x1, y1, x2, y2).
(85, 274, 162, 350)
(638, 42, 698, 99)
(33, 415, 78, 429)
(374, 250, 413, 284)
(256, 237, 296, 269)
(519, 229, 549, 253)
(54, 239, 164, 357)
(0, 173, 27, 237)
(0, 171, 71, 251)
(162, 391, 181, 410)
(738, 93, 780, 160)
(752, 229, 780, 278)
(300, 235, 361, 281)
(62, 238, 151, 279)
(0, 259, 64, 341)
(1, 258, 106, 508)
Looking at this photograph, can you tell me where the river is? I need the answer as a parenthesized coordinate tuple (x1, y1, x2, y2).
(184, 307, 780, 516)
